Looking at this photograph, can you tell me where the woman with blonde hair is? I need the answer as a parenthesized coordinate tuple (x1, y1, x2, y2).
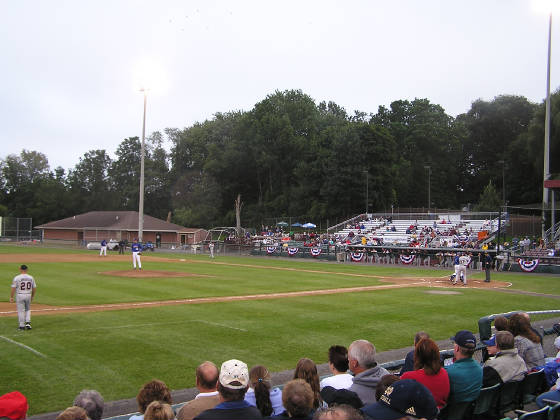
(144, 401, 175, 420)
(293, 358, 323, 410)
(244, 365, 284, 416)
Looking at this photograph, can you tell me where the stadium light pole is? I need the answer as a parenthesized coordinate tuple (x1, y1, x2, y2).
(498, 160, 506, 205)
(138, 88, 148, 242)
(542, 11, 552, 242)
(363, 170, 369, 216)
(424, 166, 431, 212)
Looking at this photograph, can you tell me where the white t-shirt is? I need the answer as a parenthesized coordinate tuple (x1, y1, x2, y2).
(12, 274, 36, 295)
(319, 373, 354, 390)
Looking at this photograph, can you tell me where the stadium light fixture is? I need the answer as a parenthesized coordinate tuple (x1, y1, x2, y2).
(138, 88, 148, 242)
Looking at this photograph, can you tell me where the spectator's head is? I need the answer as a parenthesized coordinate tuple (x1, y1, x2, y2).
(293, 358, 322, 409)
(73, 390, 104, 420)
(0, 391, 28, 420)
(348, 340, 377, 374)
(451, 330, 476, 359)
(509, 313, 541, 344)
(413, 338, 441, 375)
(495, 330, 515, 351)
(414, 331, 429, 345)
(554, 336, 560, 351)
(217, 359, 249, 401)
(320, 386, 363, 409)
(144, 400, 174, 420)
(483, 335, 498, 355)
(375, 374, 400, 401)
(136, 380, 172, 414)
(196, 361, 219, 392)
(313, 404, 365, 420)
(55, 406, 88, 420)
(249, 365, 273, 417)
(282, 379, 314, 418)
(494, 316, 509, 331)
(362, 379, 438, 420)
(327, 345, 349, 374)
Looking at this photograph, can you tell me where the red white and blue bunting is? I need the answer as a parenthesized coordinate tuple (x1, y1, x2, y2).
(310, 248, 322, 257)
(287, 247, 299, 255)
(400, 254, 416, 265)
(266, 246, 277, 254)
(350, 252, 365, 262)
(517, 258, 539, 272)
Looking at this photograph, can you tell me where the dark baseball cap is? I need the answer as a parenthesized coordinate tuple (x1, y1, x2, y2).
(361, 379, 438, 420)
(321, 386, 363, 409)
(20, 265, 27, 271)
(451, 330, 477, 349)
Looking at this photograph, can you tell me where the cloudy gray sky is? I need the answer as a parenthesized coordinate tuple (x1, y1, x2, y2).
(1, 0, 559, 171)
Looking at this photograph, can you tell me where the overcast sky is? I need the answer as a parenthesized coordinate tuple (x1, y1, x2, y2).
(1, 0, 559, 171)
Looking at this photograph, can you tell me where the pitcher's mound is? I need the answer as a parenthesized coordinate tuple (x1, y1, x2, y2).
(101, 270, 208, 278)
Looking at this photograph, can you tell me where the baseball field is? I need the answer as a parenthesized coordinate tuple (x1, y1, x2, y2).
(1, 244, 559, 416)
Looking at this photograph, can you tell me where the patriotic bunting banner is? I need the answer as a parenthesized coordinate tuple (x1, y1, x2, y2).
(350, 252, 365, 262)
(310, 248, 322, 257)
(517, 258, 539, 272)
(400, 254, 416, 265)
(287, 247, 299, 255)
(266, 246, 277, 254)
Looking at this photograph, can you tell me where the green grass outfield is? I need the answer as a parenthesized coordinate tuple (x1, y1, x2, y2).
(0, 245, 558, 415)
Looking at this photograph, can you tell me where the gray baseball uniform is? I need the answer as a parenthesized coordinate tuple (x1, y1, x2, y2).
(11, 273, 36, 329)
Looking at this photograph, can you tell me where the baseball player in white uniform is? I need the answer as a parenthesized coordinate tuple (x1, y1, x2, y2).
(455, 253, 469, 286)
(10, 264, 37, 331)
(209, 242, 215, 259)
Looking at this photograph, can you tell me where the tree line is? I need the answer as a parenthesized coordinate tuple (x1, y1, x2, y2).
(1, 89, 558, 229)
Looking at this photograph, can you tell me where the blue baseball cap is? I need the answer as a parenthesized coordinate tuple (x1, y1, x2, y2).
(451, 330, 477, 349)
(361, 379, 438, 420)
(483, 335, 496, 347)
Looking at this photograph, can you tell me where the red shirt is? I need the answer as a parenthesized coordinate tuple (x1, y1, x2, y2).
(401, 368, 450, 408)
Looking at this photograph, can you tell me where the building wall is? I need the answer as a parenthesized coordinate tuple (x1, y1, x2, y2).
(43, 229, 79, 240)
(42, 229, 181, 244)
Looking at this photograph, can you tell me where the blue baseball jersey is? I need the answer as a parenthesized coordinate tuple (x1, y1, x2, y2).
(131, 243, 141, 252)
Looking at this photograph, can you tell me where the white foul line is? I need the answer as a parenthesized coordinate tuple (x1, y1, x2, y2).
(0, 335, 47, 358)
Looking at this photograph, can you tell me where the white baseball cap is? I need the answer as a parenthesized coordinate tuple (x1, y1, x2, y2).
(219, 359, 249, 389)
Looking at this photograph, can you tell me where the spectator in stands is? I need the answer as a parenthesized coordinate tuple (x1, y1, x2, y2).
(361, 379, 438, 420)
(0, 391, 28, 420)
(348, 339, 389, 405)
(293, 358, 323, 410)
(130, 379, 172, 420)
(272, 379, 314, 419)
(194, 359, 262, 419)
(401, 338, 450, 408)
(445, 330, 483, 403)
(177, 361, 221, 420)
(319, 345, 353, 390)
(319, 387, 363, 409)
(399, 331, 430, 375)
(312, 404, 364, 420)
(374, 374, 400, 401)
(144, 401, 175, 420)
(56, 406, 89, 420)
(508, 313, 545, 369)
(74, 390, 104, 420)
(482, 331, 527, 387)
(495, 315, 509, 332)
(244, 365, 284, 417)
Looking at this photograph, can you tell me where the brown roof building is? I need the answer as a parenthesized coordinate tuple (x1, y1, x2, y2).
(36, 211, 207, 246)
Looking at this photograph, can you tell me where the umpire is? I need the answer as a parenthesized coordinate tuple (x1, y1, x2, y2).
(484, 252, 492, 282)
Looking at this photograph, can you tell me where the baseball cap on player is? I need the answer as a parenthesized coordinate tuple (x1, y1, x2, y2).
(219, 359, 249, 389)
(0, 391, 29, 420)
(19, 265, 27, 271)
(451, 330, 477, 349)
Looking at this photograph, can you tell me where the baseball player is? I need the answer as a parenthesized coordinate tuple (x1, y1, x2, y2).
(131, 239, 142, 270)
(10, 264, 37, 331)
(209, 242, 215, 259)
(454, 253, 469, 286)
(100, 239, 107, 256)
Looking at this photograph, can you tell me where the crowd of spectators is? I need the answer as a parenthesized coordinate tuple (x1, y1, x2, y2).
(3, 313, 559, 420)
